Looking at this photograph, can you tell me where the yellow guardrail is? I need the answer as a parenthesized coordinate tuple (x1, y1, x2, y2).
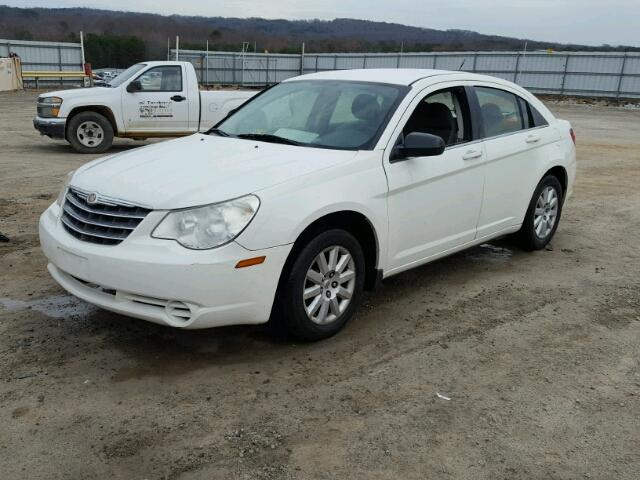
(22, 71, 88, 78)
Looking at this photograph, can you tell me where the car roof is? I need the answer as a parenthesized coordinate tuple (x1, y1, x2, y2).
(286, 68, 498, 86)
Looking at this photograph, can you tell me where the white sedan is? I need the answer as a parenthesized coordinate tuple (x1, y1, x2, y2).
(39, 68, 576, 340)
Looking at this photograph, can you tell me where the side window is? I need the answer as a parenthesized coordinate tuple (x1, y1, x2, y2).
(475, 87, 525, 138)
(403, 87, 471, 147)
(529, 104, 549, 127)
(135, 66, 182, 92)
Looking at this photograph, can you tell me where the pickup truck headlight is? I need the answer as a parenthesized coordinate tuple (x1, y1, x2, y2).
(152, 195, 260, 250)
(37, 96, 63, 118)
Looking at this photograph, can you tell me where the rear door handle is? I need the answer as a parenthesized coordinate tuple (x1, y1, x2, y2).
(171, 95, 186, 102)
(462, 149, 482, 161)
(526, 134, 541, 144)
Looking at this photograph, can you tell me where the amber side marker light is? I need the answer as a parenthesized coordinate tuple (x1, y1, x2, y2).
(235, 256, 266, 268)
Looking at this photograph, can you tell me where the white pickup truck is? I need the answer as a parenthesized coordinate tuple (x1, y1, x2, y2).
(33, 61, 257, 153)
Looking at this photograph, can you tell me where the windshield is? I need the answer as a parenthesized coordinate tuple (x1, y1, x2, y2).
(108, 63, 147, 87)
(216, 80, 407, 150)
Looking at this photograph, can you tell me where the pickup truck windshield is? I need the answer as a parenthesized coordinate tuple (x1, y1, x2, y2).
(216, 80, 407, 150)
(108, 63, 147, 87)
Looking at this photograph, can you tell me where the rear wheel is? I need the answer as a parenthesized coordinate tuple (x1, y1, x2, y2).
(516, 175, 563, 250)
(67, 111, 114, 154)
(277, 229, 365, 341)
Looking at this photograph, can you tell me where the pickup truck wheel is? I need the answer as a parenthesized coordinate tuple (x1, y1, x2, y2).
(278, 229, 365, 341)
(516, 175, 563, 250)
(67, 112, 114, 154)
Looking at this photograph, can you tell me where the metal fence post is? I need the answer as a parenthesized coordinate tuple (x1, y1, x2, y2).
(615, 54, 628, 99)
(266, 54, 269, 85)
(57, 45, 63, 87)
(315, 55, 319, 73)
(232, 55, 237, 85)
(471, 52, 478, 72)
(200, 54, 205, 85)
(560, 55, 570, 95)
(396, 53, 401, 68)
(514, 52, 521, 84)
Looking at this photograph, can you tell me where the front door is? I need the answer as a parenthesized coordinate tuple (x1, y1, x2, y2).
(122, 65, 190, 133)
(384, 84, 485, 274)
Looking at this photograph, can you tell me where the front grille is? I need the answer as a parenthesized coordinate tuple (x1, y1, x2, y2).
(61, 188, 151, 245)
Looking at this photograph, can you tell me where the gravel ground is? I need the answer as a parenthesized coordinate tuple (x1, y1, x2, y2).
(0, 90, 639, 480)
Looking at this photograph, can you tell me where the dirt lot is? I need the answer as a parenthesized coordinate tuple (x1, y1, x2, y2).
(1, 90, 639, 480)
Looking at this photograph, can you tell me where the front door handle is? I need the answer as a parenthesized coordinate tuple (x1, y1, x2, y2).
(462, 150, 482, 161)
(171, 95, 186, 102)
(526, 134, 541, 144)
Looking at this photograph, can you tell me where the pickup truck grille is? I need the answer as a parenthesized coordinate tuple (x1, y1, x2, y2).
(61, 188, 151, 246)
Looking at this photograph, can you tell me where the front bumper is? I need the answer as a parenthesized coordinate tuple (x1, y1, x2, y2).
(33, 116, 66, 139)
(39, 203, 291, 329)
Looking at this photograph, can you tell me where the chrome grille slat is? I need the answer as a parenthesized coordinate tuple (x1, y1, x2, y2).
(61, 215, 129, 241)
(61, 188, 151, 246)
(65, 192, 148, 219)
(62, 202, 137, 230)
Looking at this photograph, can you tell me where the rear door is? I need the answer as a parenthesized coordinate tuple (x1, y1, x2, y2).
(122, 65, 190, 133)
(470, 85, 560, 237)
(384, 82, 485, 274)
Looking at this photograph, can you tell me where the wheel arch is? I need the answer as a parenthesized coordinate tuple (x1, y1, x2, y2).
(543, 165, 568, 198)
(279, 210, 381, 293)
(66, 106, 119, 138)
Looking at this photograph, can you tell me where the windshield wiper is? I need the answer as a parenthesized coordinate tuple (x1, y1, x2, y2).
(207, 128, 232, 137)
(236, 133, 301, 146)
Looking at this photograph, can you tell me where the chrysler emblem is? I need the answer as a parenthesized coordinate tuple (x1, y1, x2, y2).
(86, 193, 98, 204)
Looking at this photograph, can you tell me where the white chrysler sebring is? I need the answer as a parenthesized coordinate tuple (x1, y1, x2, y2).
(39, 69, 576, 340)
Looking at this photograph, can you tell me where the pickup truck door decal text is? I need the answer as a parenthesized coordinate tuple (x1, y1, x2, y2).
(139, 100, 173, 119)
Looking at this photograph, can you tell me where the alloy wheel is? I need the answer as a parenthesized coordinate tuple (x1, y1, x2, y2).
(303, 245, 356, 325)
(533, 185, 559, 239)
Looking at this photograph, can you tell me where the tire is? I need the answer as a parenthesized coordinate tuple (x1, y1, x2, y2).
(66, 111, 114, 154)
(276, 229, 366, 341)
(516, 175, 563, 250)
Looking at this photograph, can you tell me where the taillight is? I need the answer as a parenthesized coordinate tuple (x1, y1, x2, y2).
(570, 128, 576, 145)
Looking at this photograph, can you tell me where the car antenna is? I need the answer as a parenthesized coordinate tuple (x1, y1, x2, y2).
(458, 59, 466, 70)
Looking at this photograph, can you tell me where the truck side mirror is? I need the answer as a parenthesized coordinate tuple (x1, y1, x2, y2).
(126, 80, 142, 93)
(390, 132, 446, 162)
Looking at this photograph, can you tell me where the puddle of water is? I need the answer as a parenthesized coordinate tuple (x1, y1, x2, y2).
(0, 294, 95, 319)
(467, 243, 513, 263)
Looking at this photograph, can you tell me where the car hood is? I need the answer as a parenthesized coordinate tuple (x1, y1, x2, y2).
(71, 134, 358, 209)
(41, 86, 112, 101)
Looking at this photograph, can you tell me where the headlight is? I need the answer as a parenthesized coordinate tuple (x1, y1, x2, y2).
(37, 96, 63, 118)
(152, 195, 260, 250)
(56, 170, 75, 207)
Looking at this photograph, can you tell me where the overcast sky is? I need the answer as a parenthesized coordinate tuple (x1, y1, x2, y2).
(7, 0, 640, 46)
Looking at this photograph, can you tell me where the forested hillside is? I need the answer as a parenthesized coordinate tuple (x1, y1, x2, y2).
(1, 5, 636, 68)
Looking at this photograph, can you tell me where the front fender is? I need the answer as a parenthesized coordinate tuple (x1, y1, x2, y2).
(236, 151, 390, 270)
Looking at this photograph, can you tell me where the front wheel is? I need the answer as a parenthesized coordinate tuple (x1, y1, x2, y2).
(516, 175, 563, 250)
(277, 229, 366, 341)
(66, 111, 114, 154)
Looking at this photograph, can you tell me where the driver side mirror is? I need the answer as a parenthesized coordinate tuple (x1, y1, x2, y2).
(391, 132, 446, 162)
(126, 80, 142, 93)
